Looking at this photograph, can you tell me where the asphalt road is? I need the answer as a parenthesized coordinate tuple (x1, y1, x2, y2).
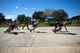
(0, 27, 80, 53)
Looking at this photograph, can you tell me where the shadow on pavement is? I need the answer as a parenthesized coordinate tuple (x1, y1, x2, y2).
(36, 31, 47, 33)
(9, 32, 25, 35)
(76, 42, 80, 46)
(56, 32, 77, 35)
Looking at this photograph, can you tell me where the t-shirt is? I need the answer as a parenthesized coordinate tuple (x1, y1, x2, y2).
(34, 20, 39, 25)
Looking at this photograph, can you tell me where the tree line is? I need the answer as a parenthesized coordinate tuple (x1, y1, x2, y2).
(0, 8, 80, 26)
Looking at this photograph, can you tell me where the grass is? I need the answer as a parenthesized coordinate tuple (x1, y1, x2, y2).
(0, 21, 79, 27)
(38, 22, 50, 27)
(68, 20, 77, 26)
(0, 24, 8, 27)
(0, 24, 23, 27)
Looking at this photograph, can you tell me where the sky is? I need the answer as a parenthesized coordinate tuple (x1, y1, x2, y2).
(0, 0, 80, 20)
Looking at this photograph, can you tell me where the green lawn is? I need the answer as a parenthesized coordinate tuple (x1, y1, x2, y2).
(0, 21, 79, 27)
(0, 24, 8, 27)
(38, 22, 78, 27)
(68, 20, 77, 26)
(38, 22, 50, 27)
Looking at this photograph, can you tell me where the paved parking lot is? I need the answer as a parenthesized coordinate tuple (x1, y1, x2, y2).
(0, 27, 80, 53)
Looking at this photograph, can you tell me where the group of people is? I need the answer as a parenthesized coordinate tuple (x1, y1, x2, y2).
(4, 19, 40, 33)
(52, 21, 69, 33)
(4, 19, 69, 34)
(4, 22, 19, 33)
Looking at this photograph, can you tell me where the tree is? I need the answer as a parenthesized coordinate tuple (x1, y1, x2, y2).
(44, 8, 54, 16)
(71, 15, 80, 26)
(17, 14, 26, 23)
(6, 19, 12, 23)
(26, 16, 31, 24)
(51, 9, 68, 22)
(32, 11, 47, 22)
(17, 14, 31, 24)
(0, 12, 6, 24)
